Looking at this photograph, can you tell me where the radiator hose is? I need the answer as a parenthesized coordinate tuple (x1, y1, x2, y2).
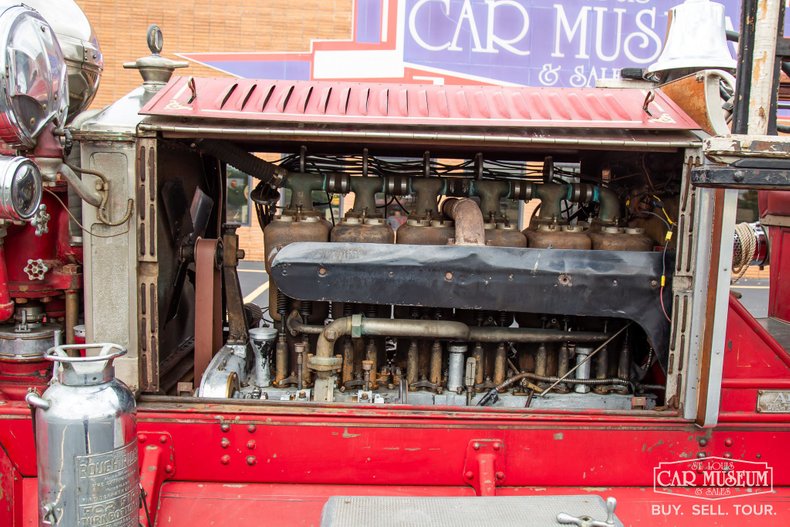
(198, 140, 287, 187)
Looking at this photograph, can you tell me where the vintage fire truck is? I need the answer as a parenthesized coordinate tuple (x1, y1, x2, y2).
(0, 0, 788, 525)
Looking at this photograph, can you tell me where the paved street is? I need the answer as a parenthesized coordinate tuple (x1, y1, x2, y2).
(731, 277, 770, 318)
(238, 260, 269, 308)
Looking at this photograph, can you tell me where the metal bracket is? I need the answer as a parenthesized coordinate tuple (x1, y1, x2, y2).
(138, 432, 176, 527)
(462, 439, 505, 496)
(692, 166, 790, 190)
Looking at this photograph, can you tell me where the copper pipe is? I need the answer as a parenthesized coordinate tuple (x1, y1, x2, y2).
(406, 340, 419, 386)
(365, 339, 378, 388)
(429, 341, 442, 387)
(300, 338, 313, 387)
(294, 342, 305, 390)
(493, 343, 506, 385)
(594, 344, 610, 394)
(274, 336, 288, 385)
(341, 339, 354, 386)
(534, 341, 548, 378)
(472, 342, 484, 385)
(556, 342, 571, 393)
(65, 290, 79, 344)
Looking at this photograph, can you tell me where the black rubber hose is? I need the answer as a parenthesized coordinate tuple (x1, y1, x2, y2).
(198, 140, 284, 186)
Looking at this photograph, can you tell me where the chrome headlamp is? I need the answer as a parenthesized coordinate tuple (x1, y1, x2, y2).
(0, 3, 68, 148)
(0, 156, 43, 220)
(21, 0, 103, 124)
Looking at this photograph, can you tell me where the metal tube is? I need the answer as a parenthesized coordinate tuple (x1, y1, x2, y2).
(287, 311, 324, 335)
(442, 197, 485, 246)
(468, 327, 608, 344)
(274, 336, 288, 385)
(429, 341, 443, 387)
(294, 342, 305, 390)
(365, 339, 378, 389)
(556, 342, 571, 393)
(341, 339, 354, 386)
(615, 337, 632, 395)
(594, 343, 609, 394)
(406, 340, 419, 387)
(465, 357, 476, 406)
(574, 347, 592, 394)
(65, 290, 79, 345)
(138, 123, 701, 150)
(447, 343, 467, 392)
(534, 342, 548, 378)
(510, 373, 629, 387)
(312, 316, 609, 359)
(59, 163, 102, 207)
(493, 343, 506, 385)
(472, 342, 484, 385)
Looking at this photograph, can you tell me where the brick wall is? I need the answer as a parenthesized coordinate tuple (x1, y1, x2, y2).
(75, 0, 353, 260)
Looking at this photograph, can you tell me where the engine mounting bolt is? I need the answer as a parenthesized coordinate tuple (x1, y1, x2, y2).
(247, 440, 256, 450)
(221, 423, 230, 432)
(165, 465, 174, 474)
(724, 438, 733, 447)
(496, 472, 505, 480)
(473, 442, 480, 450)
(246, 456, 257, 466)
(221, 438, 230, 449)
(248, 424, 257, 433)
(159, 435, 167, 444)
(465, 471, 474, 480)
(493, 443, 501, 451)
(698, 438, 707, 447)
(139, 434, 148, 444)
(220, 455, 231, 465)
(650, 279, 658, 288)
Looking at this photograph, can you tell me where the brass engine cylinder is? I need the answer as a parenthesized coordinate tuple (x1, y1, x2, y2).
(263, 214, 331, 321)
(330, 216, 395, 244)
(525, 224, 591, 250)
(396, 219, 454, 245)
(485, 223, 527, 247)
(588, 226, 653, 252)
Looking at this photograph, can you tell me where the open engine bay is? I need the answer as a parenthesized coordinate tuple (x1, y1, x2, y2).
(192, 145, 690, 411)
(76, 77, 707, 415)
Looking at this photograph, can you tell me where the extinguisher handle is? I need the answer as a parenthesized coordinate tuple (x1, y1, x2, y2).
(45, 343, 127, 364)
(25, 391, 50, 410)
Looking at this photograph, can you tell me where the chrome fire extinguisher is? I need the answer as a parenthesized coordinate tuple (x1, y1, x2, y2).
(26, 343, 139, 527)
